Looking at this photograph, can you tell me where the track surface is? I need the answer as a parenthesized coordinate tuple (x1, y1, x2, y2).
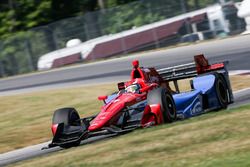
(1, 35, 250, 95)
(0, 134, 117, 166)
(1, 89, 250, 166)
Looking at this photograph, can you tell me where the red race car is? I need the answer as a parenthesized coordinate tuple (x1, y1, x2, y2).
(46, 55, 233, 149)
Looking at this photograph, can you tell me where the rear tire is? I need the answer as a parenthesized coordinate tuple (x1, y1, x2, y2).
(147, 88, 176, 123)
(215, 74, 229, 109)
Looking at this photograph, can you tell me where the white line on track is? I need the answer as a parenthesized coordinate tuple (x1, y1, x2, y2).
(229, 70, 250, 76)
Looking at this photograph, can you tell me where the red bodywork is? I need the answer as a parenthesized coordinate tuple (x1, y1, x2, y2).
(49, 55, 231, 149)
(51, 124, 58, 136)
(194, 54, 225, 74)
(51, 55, 225, 135)
(88, 60, 168, 132)
(88, 55, 224, 132)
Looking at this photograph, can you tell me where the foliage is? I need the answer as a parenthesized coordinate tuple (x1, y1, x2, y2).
(99, 2, 164, 34)
(0, 0, 99, 76)
(0, 0, 239, 77)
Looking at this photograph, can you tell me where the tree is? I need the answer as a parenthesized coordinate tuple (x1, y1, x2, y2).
(0, 0, 52, 38)
(1, 0, 236, 77)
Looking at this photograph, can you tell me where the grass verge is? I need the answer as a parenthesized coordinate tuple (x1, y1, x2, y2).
(9, 104, 250, 167)
(0, 75, 250, 154)
(0, 83, 116, 153)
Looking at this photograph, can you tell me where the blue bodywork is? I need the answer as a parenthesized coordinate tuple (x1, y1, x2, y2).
(105, 73, 228, 120)
(173, 74, 221, 119)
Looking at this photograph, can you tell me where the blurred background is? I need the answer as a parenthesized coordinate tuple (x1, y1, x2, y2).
(0, 0, 247, 77)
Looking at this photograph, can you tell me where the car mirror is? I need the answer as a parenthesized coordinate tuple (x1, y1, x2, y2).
(98, 95, 107, 101)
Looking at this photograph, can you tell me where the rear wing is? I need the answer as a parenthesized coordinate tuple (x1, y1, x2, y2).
(157, 62, 197, 81)
(157, 54, 233, 103)
(157, 54, 228, 81)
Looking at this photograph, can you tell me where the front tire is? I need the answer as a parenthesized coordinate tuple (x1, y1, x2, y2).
(147, 88, 176, 123)
(52, 108, 81, 148)
(52, 107, 81, 126)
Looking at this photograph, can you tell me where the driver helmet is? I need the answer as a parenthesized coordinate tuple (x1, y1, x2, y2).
(125, 83, 141, 93)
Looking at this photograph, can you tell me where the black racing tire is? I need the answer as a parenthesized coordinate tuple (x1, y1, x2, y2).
(52, 107, 81, 126)
(147, 88, 176, 123)
(215, 74, 229, 109)
(52, 108, 81, 148)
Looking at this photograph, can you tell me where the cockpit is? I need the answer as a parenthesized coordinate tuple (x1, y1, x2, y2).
(125, 84, 141, 94)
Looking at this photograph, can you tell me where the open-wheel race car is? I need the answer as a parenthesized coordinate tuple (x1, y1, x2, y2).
(45, 54, 233, 149)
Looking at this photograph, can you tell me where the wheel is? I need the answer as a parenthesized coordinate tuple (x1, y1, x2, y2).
(52, 107, 81, 126)
(147, 88, 176, 123)
(215, 74, 229, 109)
(52, 108, 81, 148)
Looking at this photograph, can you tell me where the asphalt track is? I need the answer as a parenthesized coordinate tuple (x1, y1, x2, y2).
(1, 89, 250, 166)
(1, 35, 250, 95)
(0, 134, 117, 166)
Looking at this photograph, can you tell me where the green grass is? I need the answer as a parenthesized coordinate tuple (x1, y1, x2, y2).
(9, 104, 250, 167)
(1, 75, 250, 166)
(0, 83, 116, 153)
(0, 75, 250, 154)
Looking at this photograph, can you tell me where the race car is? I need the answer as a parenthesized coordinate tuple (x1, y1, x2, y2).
(45, 54, 233, 149)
